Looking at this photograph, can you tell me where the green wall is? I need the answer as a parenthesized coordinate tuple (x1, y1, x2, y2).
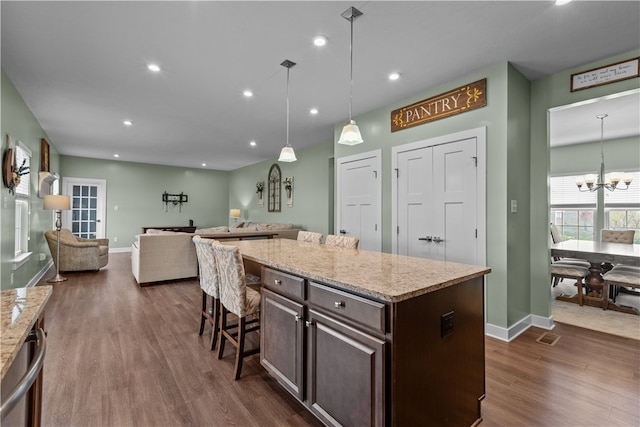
(228, 140, 334, 236)
(1, 70, 61, 290)
(60, 156, 230, 249)
(530, 49, 640, 320)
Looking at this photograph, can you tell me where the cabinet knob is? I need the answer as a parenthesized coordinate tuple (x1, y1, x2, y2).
(295, 314, 301, 322)
(334, 301, 345, 309)
(305, 320, 312, 328)
(274, 279, 282, 285)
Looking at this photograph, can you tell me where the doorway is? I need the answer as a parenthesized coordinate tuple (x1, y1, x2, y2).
(392, 127, 486, 266)
(62, 177, 107, 239)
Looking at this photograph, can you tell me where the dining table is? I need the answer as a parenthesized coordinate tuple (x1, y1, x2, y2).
(551, 239, 640, 314)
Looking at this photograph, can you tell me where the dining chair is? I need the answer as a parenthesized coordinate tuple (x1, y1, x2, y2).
(550, 223, 590, 266)
(551, 262, 590, 306)
(212, 243, 261, 380)
(297, 230, 323, 244)
(600, 229, 636, 300)
(325, 235, 360, 249)
(193, 236, 221, 350)
(603, 266, 640, 310)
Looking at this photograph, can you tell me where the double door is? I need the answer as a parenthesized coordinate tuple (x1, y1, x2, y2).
(260, 269, 385, 427)
(394, 131, 483, 265)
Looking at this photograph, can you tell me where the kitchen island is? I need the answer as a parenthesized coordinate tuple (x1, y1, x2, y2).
(1, 286, 52, 426)
(229, 239, 490, 427)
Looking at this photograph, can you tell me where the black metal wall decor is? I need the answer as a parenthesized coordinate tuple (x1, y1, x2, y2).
(162, 191, 188, 212)
(268, 163, 281, 212)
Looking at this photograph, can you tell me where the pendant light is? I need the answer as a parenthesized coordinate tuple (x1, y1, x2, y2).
(338, 6, 364, 146)
(278, 59, 297, 162)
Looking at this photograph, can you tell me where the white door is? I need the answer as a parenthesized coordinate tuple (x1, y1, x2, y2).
(62, 177, 107, 239)
(336, 150, 381, 252)
(393, 128, 486, 266)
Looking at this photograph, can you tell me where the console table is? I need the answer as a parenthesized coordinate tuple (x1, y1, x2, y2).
(227, 239, 491, 426)
(141, 226, 196, 233)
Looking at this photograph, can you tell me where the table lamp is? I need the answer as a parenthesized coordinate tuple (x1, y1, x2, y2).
(44, 194, 71, 283)
(229, 208, 241, 223)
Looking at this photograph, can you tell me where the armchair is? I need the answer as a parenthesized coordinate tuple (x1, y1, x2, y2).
(44, 228, 109, 272)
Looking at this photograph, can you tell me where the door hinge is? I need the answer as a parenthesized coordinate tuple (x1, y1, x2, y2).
(475, 228, 478, 238)
(472, 156, 477, 167)
(375, 224, 378, 231)
(397, 225, 400, 234)
(394, 168, 399, 178)
(373, 170, 378, 179)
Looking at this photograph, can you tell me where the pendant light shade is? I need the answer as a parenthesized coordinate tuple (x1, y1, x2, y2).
(338, 6, 364, 146)
(278, 59, 297, 162)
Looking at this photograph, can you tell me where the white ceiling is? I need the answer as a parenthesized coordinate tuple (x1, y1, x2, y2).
(2, 1, 639, 170)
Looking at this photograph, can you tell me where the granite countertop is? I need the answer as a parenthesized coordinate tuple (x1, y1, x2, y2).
(1, 286, 52, 379)
(227, 239, 491, 302)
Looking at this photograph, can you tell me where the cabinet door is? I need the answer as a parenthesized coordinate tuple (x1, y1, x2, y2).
(260, 288, 305, 400)
(307, 309, 385, 427)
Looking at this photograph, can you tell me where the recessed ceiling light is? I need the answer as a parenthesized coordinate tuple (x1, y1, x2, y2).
(313, 35, 328, 47)
(201, 163, 207, 167)
(243, 90, 253, 98)
(250, 140, 257, 147)
(388, 72, 401, 81)
(555, 0, 571, 5)
(147, 63, 161, 72)
(123, 120, 133, 126)
(113, 154, 120, 158)
(310, 108, 319, 115)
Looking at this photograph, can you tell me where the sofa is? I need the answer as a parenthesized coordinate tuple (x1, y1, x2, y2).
(44, 228, 109, 272)
(195, 222, 301, 240)
(131, 229, 198, 286)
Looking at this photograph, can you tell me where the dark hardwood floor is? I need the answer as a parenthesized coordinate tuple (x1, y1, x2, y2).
(37, 253, 639, 426)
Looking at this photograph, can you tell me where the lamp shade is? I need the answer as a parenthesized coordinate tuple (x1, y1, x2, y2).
(44, 195, 70, 211)
(337, 120, 363, 146)
(229, 208, 241, 218)
(278, 146, 297, 162)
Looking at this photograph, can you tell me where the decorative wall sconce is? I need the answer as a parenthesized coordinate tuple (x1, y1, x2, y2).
(256, 181, 264, 207)
(284, 176, 293, 207)
(162, 191, 188, 212)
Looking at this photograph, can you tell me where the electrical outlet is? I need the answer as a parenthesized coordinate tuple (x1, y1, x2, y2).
(113, 236, 118, 242)
(441, 311, 454, 337)
(10, 273, 14, 285)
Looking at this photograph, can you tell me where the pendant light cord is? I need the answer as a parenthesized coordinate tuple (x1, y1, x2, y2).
(348, 16, 354, 121)
(286, 66, 290, 147)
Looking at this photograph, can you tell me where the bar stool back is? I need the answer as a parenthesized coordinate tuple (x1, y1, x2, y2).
(325, 235, 360, 249)
(297, 231, 323, 243)
(193, 236, 221, 350)
(212, 243, 261, 380)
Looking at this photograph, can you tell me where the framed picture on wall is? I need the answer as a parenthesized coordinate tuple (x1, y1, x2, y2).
(41, 138, 50, 172)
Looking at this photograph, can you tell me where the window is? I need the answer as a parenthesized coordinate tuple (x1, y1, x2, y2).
(604, 171, 640, 243)
(14, 141, 32, 269)
(550, 175, 596, 241)
(551, 172, 640, 243)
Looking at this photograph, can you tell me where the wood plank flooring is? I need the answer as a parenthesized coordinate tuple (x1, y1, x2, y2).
(37, 253, 639, 426)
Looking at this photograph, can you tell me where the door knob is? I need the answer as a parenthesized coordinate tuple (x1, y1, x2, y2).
(418, 236, 433, 242)
(433, 237, 444, 243)
(339, 229, 347, 235)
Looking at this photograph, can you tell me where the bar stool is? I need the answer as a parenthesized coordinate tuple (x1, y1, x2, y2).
(192, 236, 221, 350)
(212, 243, 261, 380)
(325, 235, 359, 249)
(297, 231, 323, 243)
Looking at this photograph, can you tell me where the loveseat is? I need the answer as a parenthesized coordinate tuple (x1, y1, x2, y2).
(131, 229, 198, 286)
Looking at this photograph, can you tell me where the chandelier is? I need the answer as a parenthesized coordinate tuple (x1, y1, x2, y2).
(575, 114, 632, 192)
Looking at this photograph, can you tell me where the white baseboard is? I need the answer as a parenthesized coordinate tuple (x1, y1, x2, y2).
(486, 314, 555, 342)
(109, 247, 131, 253)
(26, 260, 54, 287)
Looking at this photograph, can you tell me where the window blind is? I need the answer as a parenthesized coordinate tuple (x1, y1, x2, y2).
(14, 141, 32, 198)
(550, 175, 597, 206)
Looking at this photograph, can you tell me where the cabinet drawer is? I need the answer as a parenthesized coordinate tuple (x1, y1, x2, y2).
(262, 267, 305, 300)
(309, 282, 385, 334)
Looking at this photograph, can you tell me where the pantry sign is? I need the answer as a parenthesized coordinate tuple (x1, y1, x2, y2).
(391, 79, 486, 132)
